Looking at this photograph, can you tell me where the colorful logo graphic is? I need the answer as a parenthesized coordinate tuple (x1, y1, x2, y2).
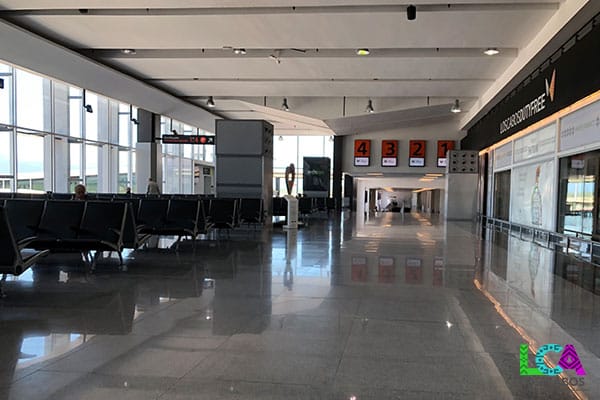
(520, 343, 586, 376)
(545, 69, 556, 102)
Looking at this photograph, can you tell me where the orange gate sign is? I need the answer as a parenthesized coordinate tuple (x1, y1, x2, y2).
(409, 140, 426, 167)
(381, 140, 398, 167)
(354, 139, 371, 166)
(437, 140, 455, 167)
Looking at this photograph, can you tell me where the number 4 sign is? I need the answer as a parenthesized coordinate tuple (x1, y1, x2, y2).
(354, 140, 371, 166)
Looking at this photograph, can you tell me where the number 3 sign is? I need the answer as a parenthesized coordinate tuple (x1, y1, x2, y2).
(381, 140, 398, 167)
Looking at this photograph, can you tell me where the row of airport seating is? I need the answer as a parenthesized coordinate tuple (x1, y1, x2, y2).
(0, 192, 215, 200)
(0, 196, 265, 295)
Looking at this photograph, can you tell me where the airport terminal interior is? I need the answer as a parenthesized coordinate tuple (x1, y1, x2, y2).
(1, 1, 600, 399)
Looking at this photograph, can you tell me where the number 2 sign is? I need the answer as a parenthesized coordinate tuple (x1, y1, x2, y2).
(354, 140, 371, 166)
(409, 140, 426, 167)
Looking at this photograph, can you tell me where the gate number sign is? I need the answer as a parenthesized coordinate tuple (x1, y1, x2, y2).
(409, 140, 426, 167)
(437, 140, 455, 167)
(354, 140, 371, 166)
(381, 140, 398, 167)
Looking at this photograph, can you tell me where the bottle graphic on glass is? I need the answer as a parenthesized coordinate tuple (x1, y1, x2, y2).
(531, 166, 542, 226)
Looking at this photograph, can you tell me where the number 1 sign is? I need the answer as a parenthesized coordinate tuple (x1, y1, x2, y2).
(354, 140, 371, 166)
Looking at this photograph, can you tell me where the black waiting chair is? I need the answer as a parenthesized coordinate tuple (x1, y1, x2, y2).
(0, 206, 49, 297)
(75, 201, 127, 264)
(162, 199, 200, 239)
(136, 199, 169, 235)
(209, 198, 238, 231)
(4, 199, 45, 246)
(239, 198, 264, 226)
(31, 200, 86, 250)
(272, 197, 287, 217)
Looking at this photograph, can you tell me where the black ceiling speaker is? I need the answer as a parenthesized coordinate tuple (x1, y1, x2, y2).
(407, 5, 416, 21)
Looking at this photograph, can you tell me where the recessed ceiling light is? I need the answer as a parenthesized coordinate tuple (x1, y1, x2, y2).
(484, 48, 499, 56)
(121, 49, 136, 55)
(356, 48, 370, 56)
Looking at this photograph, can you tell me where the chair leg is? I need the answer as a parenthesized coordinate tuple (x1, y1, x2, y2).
(0, 274, 6, 299)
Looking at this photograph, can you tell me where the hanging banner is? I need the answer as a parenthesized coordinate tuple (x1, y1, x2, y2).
(409, 140, 426, 167)
(354, 140, 371, 166)
(381, 140, 398, 167)
(437, 140, 455, 167)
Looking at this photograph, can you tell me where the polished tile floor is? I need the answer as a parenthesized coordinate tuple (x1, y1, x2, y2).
(0, 211, 598, 399)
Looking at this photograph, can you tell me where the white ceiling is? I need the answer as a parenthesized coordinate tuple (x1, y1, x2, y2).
(0, 0, 593, 137)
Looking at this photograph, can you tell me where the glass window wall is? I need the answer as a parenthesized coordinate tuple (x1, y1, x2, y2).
(0, 62, 213, 195)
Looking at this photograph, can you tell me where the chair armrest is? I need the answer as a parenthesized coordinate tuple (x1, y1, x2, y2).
(17, 236, 38, 249)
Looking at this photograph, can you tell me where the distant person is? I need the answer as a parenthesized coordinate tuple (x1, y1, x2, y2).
(74, 184, 87, 200)
(146, 178, 160, 195)
(125, 187, 131, 195)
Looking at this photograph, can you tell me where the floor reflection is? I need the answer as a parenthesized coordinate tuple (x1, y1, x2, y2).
(2, 212, 600, 399)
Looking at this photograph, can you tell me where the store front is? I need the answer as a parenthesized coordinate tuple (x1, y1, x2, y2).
(462, 11, 600, 241)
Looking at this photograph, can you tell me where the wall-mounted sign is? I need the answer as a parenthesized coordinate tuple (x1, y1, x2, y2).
(493, 142, 513, 171)
(436, 140, 455, 167)
(409, 140, 426, 167)
(162, 135, 215, 145)
(513, 123, 555, 163)
(381, 140, 398, 167)
(354, 140, 371, 166)
(559, 99, 600, 152)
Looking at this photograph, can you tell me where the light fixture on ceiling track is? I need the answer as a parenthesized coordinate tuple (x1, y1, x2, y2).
(282, 98, 290, 111)
(82, 89, 93, 113)
(207, 96, 216, 108)
(233, 48, 246, 55)
(366, 99, 374, 113)
(329, 135, 334, 142)
(121, 48, 136, 55)
(356, 48, 370, 56)
(483, 48, 500, 56)
(279, 135, 284, 141)
(129, 104, 139, 125)
(269, 50, 282, 64)
(450, 99, 461, 113)
(407, 4, 416, 21)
